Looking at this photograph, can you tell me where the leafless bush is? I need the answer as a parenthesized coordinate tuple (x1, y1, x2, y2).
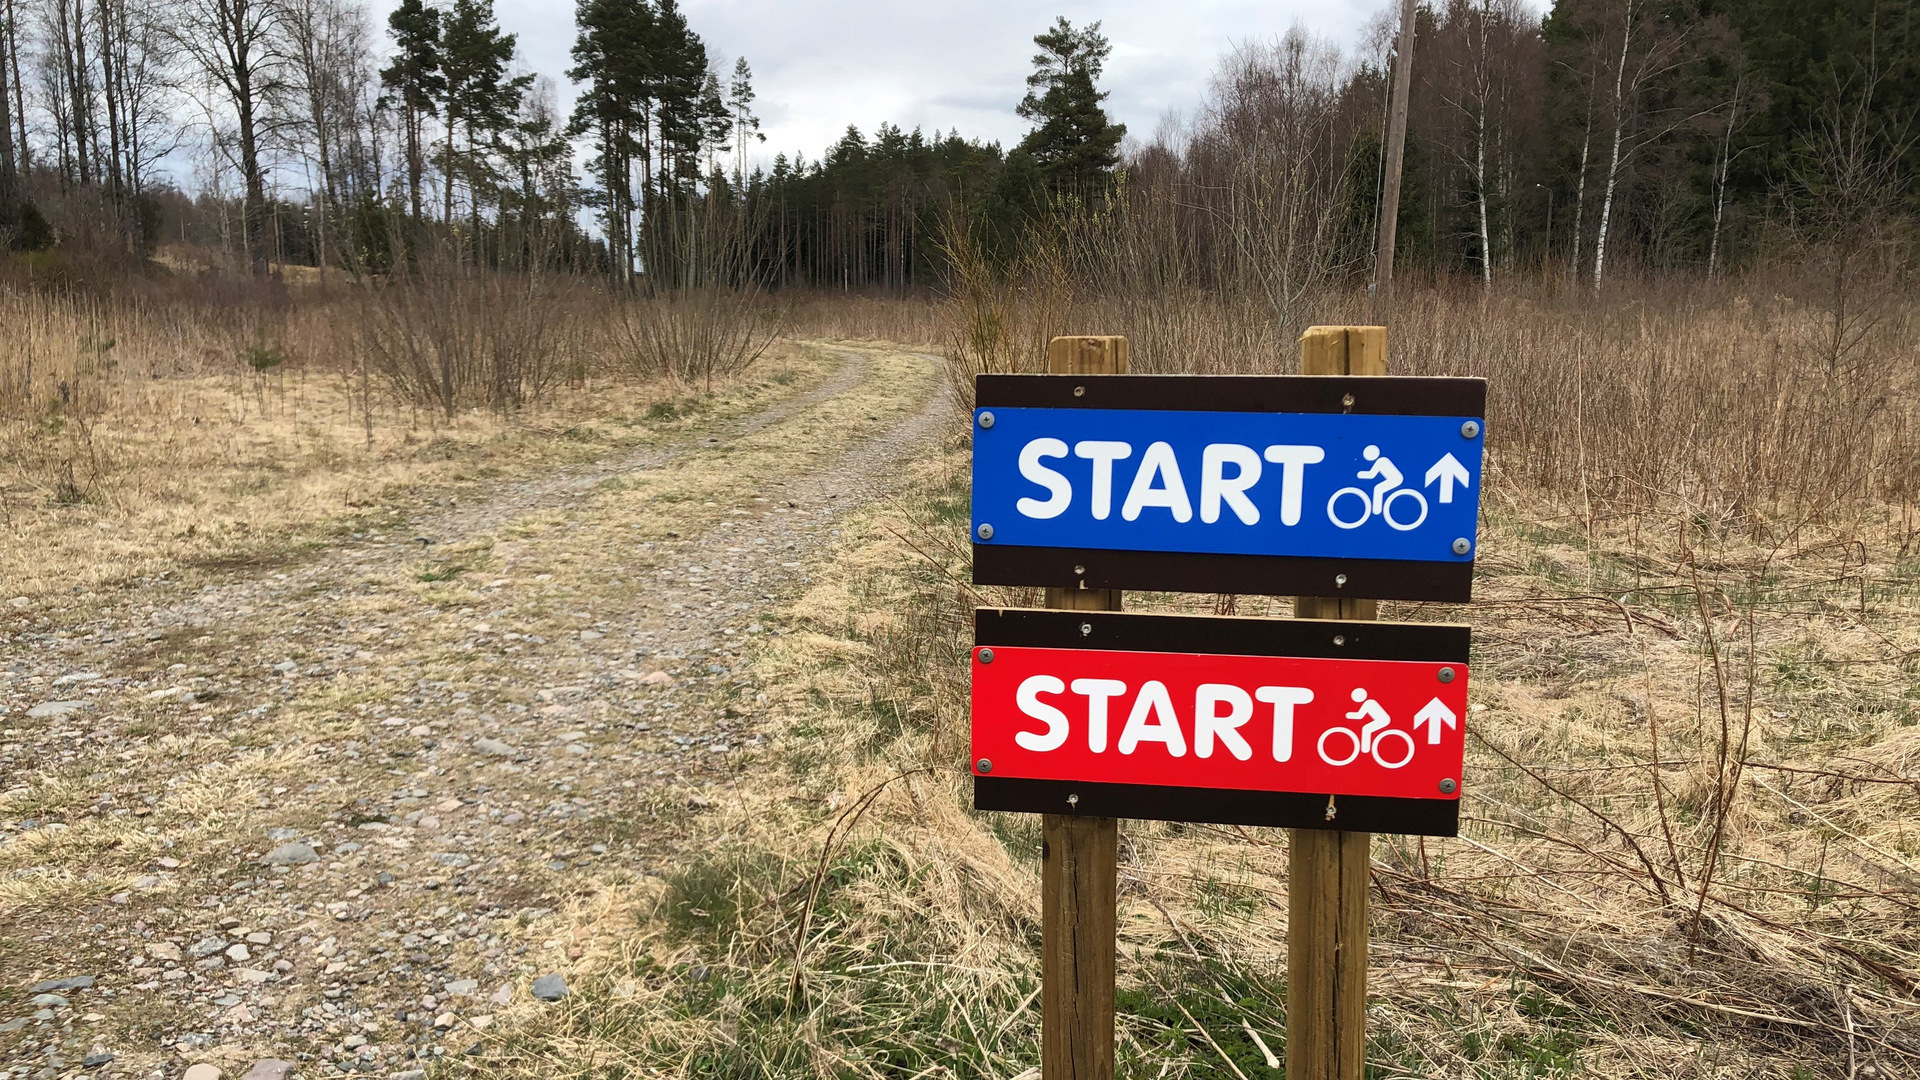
(357, 270, 586, 417)
(615, 194, 784, 390)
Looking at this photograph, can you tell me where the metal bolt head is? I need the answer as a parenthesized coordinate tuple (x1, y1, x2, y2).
(1334, 573, 1348, 588)
(1341, 393, 1356, 408)
(977, 523, 995, 541)
(1080, 622, 1093, 636)
(1460, 420, 1482, 439)
(1332, 634, 1346, 646)
(1452, 537, 1472, 556)
(977, 648, 994, 664)
(1066, 793, 1080, 807)
(1438, 666, 1456, 684)
(977, 411, 995, 429)
(1439, 778, 1458, 795)
(1073, 564, 1086, 575)
(976, 758, 993, 774)
(1073, 385, 1086, 397)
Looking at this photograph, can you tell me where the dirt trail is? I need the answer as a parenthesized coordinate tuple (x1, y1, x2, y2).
(0, 345, 947, 1079)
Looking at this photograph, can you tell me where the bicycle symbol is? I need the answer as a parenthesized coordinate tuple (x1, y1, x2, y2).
(1327, 445, 1429, 531)
(1316, 688, 1416, 769)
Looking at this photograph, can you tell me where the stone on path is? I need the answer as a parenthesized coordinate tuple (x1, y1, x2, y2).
(183, 1065, 222, 1080)
(26, 701, 86, 719)
(444, 979, 478, 996)
(640, 671, 673, 686)
(241, 1061, 294, 1080)
(531, 973, 567, 1001)
(28, 975, 94, 993)
(261, 842, 318, 866)
(81, 1051, 113, 1068)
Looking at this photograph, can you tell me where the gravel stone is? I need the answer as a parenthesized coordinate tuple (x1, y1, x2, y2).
(531, 973, 567, 1001)
(261, 842, 319, 865)
(25, 701, 86, 719)
(27, 976, 94, 993)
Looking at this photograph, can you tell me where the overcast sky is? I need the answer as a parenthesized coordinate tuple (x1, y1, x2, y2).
(459, 0, 1404, 169)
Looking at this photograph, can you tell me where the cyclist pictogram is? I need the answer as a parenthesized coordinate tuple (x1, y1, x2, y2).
(1327, 445, 1429, 532)
(1316, 687, 1417, 769)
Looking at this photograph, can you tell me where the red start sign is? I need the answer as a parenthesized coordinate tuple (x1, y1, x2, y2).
(972, 645, 1466, 800)
(970, 608, 1470, 834)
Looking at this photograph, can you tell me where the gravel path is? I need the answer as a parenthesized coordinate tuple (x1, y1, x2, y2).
(0, 346, 946, 1080)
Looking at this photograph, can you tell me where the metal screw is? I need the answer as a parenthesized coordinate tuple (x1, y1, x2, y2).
(1073, 564, 1085, 575)
(977, 523, 995, 541)
(978, 649, 994, 664)
(1066, 793, 1080, 808)
(1341, 393, 1356, 408)
(1439, 778, 1458, 795)
(1438, 667, 1456, 683)
(1332, 634, 1346, 646)
(1334, 573, 1348, 588)
(1080, 622, 1093, 636)
(977, 758, 993, 774)
(1073, 385, 1086, 397)
(1460, 420, 1482, 439)
(1452, 537, 1472, 556)
(978, 411, 995, 429)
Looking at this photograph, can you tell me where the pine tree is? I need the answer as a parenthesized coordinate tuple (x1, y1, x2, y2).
(651, 0, 710, 197)
(697, 66, 728, 180)
(440, 0, 527, 231)
(1013, 17, 1126, 202)
(568, 0, 658, 277)
(381, 0, 442, 223)
(727, 56, 763, 188)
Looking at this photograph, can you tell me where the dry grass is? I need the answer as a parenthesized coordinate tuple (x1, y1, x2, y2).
(479, 426, 1920, 1077)
(472, 274, 1920, 1077)
(942, 229, 1920, 525)
(10, 260, 1920, 1076)
(0, 283, 862, 599)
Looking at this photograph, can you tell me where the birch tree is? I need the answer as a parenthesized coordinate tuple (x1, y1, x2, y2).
(171, 0, 280, 274)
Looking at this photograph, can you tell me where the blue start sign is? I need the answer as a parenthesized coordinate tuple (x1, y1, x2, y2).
(970, 375, 1488, 602)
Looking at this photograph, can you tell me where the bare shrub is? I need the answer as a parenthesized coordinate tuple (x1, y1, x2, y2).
(615, 193, 784, 390)
(939, 231, 1920, 525)
(357, 270, 585, 417)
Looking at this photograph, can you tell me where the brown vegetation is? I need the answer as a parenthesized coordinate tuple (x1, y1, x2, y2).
(0, 273, 897, 600)
(477, 257, 1920, 1076)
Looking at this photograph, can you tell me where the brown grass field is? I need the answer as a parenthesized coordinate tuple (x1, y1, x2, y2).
(4, 273, 1920, 1078)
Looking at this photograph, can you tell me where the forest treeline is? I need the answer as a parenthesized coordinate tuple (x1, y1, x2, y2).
(0, 0, 1911, 291)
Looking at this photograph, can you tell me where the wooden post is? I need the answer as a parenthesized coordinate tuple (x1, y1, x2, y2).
(1041, 334, 1125, 1080)
(1286, 325, 1385, 1080)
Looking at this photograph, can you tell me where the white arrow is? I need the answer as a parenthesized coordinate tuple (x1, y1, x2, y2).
(1412, 698, 1458, 745)
(1424, 453, 1472, 504)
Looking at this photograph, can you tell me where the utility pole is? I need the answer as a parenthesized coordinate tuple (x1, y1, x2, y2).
(1372, 0, 1418, 325)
